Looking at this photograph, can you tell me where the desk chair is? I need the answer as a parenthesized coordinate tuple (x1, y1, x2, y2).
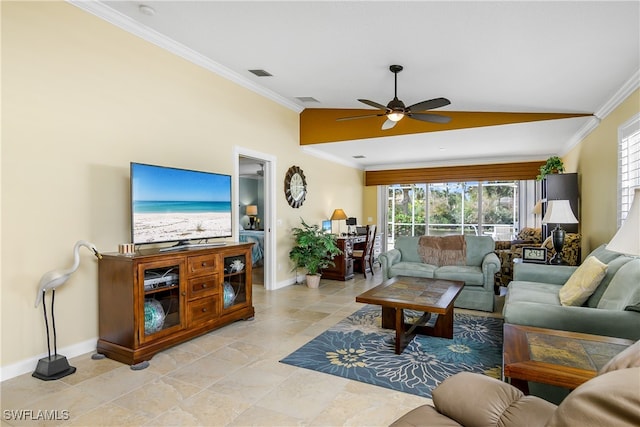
(353, 225, 376, 278)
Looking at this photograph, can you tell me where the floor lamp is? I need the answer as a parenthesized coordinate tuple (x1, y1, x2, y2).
(607, 187, 640, 256)
(542, 200, 578, 265)
(330, 209, 348, 235)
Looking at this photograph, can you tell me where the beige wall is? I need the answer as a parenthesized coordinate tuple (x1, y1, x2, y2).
(564, 89, 640, 256)
(1, 2, 362, 371)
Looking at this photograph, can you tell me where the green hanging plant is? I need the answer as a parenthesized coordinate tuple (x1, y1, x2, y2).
(536, 156, 565, 181)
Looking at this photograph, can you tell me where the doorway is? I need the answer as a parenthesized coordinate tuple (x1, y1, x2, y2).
(236, 148, 275, 290)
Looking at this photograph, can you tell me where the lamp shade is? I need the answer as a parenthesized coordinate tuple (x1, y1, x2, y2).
(531, 200, 543, 215)
(607, 187, 640, 256)
(246, 205, 258, 216)
(330, 209, 348, 221)
(542, 200, 578, 224)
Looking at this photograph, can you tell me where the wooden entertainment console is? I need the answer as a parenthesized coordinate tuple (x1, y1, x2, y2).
(96, 243, 254, 365)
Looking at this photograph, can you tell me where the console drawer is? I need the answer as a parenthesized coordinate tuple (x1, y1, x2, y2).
(187, 254, 218, 277)
(188, 297, 219, 326)
(187, 275, 219, 300)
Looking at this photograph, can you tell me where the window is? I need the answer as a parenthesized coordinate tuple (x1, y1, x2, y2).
(618, 113, 640, 226)
(385, 181, 521, 250)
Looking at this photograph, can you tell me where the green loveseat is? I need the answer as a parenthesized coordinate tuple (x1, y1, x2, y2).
(503, 245, 640, 341)
(379, 235, 500, 312)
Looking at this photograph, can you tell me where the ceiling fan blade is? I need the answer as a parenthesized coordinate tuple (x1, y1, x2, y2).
(336, 113, 384, 121)
(407, 97, 451, 112)
(407, 112, 452, 124)
(381, 119, 397, 130)
(358, 99, 389, 110)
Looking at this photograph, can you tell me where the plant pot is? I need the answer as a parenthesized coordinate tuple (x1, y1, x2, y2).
(306, 274, 321, 288)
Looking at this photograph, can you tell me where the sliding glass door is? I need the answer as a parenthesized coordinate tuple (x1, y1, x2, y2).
(386, 181, 520, 251)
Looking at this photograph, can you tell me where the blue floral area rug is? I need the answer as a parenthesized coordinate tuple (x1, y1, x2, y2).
(280, 305, 503, 398)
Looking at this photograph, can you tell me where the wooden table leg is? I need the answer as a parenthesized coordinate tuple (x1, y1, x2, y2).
(508, 378, 530, 394)
(394, 308, 406, 354)
(381, 306, 395, 330)
(432, 308, 454, 339)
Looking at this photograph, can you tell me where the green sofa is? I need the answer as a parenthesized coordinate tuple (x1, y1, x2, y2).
(503, 245, 640, 341)
(379, 235, 500, 312)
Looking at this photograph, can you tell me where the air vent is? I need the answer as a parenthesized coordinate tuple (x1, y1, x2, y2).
(248, 69, 272, 77)
(295, 97, 320, 103)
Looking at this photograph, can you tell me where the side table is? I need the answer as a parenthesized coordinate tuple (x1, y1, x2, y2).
(503, 324, 634, 393)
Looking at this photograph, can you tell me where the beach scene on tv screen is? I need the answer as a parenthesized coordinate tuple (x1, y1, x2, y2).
(132, 164, 232, 244)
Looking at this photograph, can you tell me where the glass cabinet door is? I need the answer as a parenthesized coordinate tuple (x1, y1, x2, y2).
(138, 259, 186, 343)
(222, 253, 249, 311)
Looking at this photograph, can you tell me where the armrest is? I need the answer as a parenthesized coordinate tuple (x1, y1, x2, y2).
(379, 249, 401, 280)
(503, 302, 640, 341)
(432, 372, 555, 427)
(481, 252, 501, 289)
(513, 263, 576, 285)
(379, 249, 401, 267)
(482, 252, 500, 274)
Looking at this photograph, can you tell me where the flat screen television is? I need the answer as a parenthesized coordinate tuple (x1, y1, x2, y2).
(130, 162, 232, 247)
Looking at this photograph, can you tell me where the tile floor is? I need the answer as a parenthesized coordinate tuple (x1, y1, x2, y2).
(1, 269, 502, 426)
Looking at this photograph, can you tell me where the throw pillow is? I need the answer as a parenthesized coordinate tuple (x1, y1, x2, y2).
(559, 256, 608, 306)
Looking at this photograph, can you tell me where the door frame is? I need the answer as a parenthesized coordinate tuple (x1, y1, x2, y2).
(234, 147, 276, 290)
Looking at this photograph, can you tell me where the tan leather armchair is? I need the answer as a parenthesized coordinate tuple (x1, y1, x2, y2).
(391, 341, 640, 427)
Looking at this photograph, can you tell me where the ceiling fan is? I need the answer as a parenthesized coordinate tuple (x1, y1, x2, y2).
(337, 65, 451, 130)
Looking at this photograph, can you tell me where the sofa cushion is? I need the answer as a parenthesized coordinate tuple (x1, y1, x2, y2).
(506, 281, 562, 306)
(465, 235, 494, 267)
(589, 244, 624, 264)
(394, 236, 422, 263)
(586, 255, 634, 307)
(559, 256, 608, 306)
(388, 262, 436, 279)
(597, 259, 640, 311)
(434, 266, 484, 286)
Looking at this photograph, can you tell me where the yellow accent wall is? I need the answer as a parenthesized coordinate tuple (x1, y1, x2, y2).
(1, 2, 362, 371)
(564, 89, 640, 255)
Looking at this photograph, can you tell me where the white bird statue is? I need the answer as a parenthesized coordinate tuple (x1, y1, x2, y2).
(33, 240, 101, 380)
(35, 240, 101, 308)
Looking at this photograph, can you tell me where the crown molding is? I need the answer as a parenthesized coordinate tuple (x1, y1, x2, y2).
(563, 69, 639, 155)
(68, 1, 304, 113)
(596, 69, 640, 120)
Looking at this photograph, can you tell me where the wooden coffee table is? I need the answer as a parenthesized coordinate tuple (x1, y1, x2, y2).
(355, 276, 464, 354)
(503, 324, 634, 393)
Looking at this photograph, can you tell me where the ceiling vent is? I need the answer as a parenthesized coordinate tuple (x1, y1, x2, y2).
(248, 69, 272, 77)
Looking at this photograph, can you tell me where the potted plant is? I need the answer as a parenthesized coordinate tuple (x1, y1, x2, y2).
(536, 156, 565, 181)
(289, 218, 342, 288)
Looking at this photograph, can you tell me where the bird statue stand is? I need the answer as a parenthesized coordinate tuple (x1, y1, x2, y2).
(33, 240, 101, 381)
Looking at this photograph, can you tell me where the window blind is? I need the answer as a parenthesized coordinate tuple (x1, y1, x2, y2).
(618, 113, 640, 226)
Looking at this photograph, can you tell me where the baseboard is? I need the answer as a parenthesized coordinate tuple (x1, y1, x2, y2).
(273, 277, 298, 290)
(0, 338, 97, 382)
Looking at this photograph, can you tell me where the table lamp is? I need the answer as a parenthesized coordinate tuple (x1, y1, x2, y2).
(542, 200, 578, 264)
(246, 205, 258, 229)
(330, 209, 348, 235)
(607, 187, 640, 256)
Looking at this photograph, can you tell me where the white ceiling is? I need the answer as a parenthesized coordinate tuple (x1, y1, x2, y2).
(78, 1, 640, 170)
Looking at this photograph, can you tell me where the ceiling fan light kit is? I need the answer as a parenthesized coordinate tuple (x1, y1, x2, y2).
(337, 64, 451, 130)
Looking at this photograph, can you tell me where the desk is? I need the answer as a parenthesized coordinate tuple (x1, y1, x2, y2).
(322, 235, 365, 281)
